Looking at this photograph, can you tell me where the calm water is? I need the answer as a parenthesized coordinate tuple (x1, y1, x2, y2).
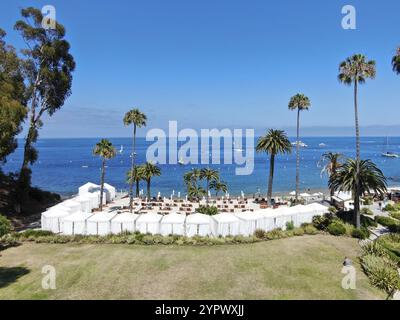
(3, 137, 400, 197)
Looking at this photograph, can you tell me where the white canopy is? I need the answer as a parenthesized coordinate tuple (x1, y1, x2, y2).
(103, 183, 116, 202)
(41, 207, 72, 233)
(73, 195, 93, 213)
(86, 212, 117, 236)
(78, 182, 100, 196)
(234, 212, 266, 236)
(111, 212, 139, 234)
(185, 213, 212, 237)
(300, 193, 311, 198)
(61, 212, 93, 235)
(60, 199, 82, 213)
(136, 213, 163, 234)
(160, 212, 186, 236)
(211, 213, 240, 236)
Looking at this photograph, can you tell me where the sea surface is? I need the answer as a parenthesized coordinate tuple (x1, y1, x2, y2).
(2, 137, 400, 197)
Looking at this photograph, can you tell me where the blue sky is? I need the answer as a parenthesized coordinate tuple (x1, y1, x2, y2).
(1, 0, 399, 137)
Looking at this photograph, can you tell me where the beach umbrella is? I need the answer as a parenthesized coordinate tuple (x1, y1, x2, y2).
(178, 192, 181, 198)
(289, 191, 296, 196)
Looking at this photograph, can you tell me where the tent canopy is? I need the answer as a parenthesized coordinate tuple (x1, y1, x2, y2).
(87, 212, 116, 222)
(161, 212, 186, 224)
(62, 211, 92, 222)
(212, 213, 240, 223)
(137, 212, 163, 223)
(112, 212, 139, 222)
(186, 213, 211, 224)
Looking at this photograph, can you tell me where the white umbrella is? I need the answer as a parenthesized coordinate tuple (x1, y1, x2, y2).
(289, 191, 296, 196)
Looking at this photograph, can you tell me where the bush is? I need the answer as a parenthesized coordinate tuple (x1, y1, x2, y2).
(0, 215, 12, 237)
(361, 207, 373, 216)
(362, 197, 374, 206)
(328, 206, 338, 214)
(327, 221, 346, 236)
(375, 216, 400, 232)
(254, 229, 266, 239)
(302, 224, 318, 235)
(293, 227, 304, 236)
(285, 221, 294, 231)
(16, 229, 53, 239)
(389, 211, 400, 221)
(351, 228, 369, 240)
(377, 234, 400, 262)
(312, 213, 334, 230)
(196, 205, 218, 216)
(360, 254, 400, 297)
(265, 228, 285, 240)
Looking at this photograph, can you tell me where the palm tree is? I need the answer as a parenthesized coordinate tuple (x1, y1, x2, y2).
(127, 165, 144, 198)
(329, 159, 387, 227)
(320, 152, 343, 198)
(392, 47, 400, 74)
(200, 168, 219, 205)
(288, 94, 311, 202)
(140, 162, 161, 201)
(123, 108, 147, 212)
(93, 139, 116, 211)
(338, 54, 376, 227)
(184, 168, 202, 201)
(256, 129, 292, 206)
(210, 179, 228, 197)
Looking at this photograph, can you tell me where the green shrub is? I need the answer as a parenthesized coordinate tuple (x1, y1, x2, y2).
(285, 221, 294, 231)
(303, 224, 318, 235)
(293, 227, 304, 236)
(360, 254, 400, 297)
(377, 234, 400, 262)
(389, 211, 400, 221)
(327, 221, 346, 236)
(328, 206, 338, 214)
(312, 213, 334, 230)
(351, 228, 369, 240)
(361, 208, 373, 216)
(362, 197, 374, 206)
(196, 205, 218, 216)
(17, 229, 53, 238)
(254, 229, 266, 239)
(0, 215, 12, 237)
(265, 228, 285, 240)
(361, 215, 378, 228)
(375, 216, 400, 232)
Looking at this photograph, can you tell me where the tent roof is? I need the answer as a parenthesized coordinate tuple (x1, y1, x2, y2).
(112, 212, 139, 222)
(103, 183, 116, 190)
(42, 208, 71, 218)
(79, 182, 99, 189)
(212, 213, 240, 223)
(87, 212, 117, 222)
(306, 203, 328, 212)
(161, 212, 186, 224)
(186, 213, 211, 224)
(300, 193, 311, 197)
(63, 212, 93, 221)
(234, 212, 265, 221)
(137, 213, 163, 223)
(62, 199, 81, 208)
(285, 205, 309, 215)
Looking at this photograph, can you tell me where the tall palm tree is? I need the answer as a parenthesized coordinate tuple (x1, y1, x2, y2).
(140, 162, 161, 201)
(184, 168, 202, 201)
(200, 168, 219, 205)
(123, 108, 147, 212)
(210, 179, 228, 197)
(338, 54, 376, 227)
(93, 139, 116, 211)
(256, 129, 292, 206)
(127, 165, 144, 198)
(329, 159, 387, 227)
(288, 93, 311, 202)
(320, 152, 343, 198)
(392, 47, 400, 75)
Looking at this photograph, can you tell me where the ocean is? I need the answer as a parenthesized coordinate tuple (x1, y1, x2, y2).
(2, 137, 400, 197)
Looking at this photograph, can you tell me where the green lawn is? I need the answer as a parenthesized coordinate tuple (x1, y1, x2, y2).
(0, 235, 384, 300)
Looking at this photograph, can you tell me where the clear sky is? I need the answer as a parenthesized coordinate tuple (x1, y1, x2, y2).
(1, 0, 399, 137)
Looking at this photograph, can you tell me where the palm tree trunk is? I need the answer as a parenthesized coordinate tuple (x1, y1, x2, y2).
(147, 179, 151, 201)
(100, 159, 106, 211)
(296, 108, 300, 203)
(267, 154, 275, 206)
(136, 179, 140, 198)
(129, 125, 137, 212)
(354, 79, 361, 228)
(206, 179, 209, 206)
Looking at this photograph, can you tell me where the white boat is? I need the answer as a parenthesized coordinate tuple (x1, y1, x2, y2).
(119, 145, 124, 154)
(291, 141, 308, 148)
(319, 143, 326, 147)
(381, 137, 399, 158)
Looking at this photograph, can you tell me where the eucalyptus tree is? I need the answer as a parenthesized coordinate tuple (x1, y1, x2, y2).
(14, 7, 75, 186)
(338, 54, 376, 226)
(288, 94, 311, 202)
(93, 139, 116, 211)
(123, 108, 147, 211)
(256, 129, 292, 206)
(328, 159, 386, 227)
(0, 29, 26, 164)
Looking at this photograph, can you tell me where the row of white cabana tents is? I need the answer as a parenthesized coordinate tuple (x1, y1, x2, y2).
(42, 202, 328, 237)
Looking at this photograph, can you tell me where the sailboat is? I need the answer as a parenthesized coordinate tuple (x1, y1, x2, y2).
(381, 137, 399, 158)
(119, 145, 124, 154)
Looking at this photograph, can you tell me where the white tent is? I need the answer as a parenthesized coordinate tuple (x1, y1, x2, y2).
(254, 209, 278, 232)
(185, 213, 212, 237)
(160, 212, 186, 236)
(41, 207, 72, 233)
(234, 212, 268, 236)
(282, 205, 309, 228)
(86, 192, 100, 209)
(270, 207, 291, 229)
(103, 183, 116, 202)
(78, 182, 100, 195)
(61, 212, 93, 235)
(301, 203, 328, 224)
(211, 213, 240, 237)
(136, 213, 163, 234)
(73, 195, 93, 213)
(86, 212, 117, 236)
(111, 212, 139, 234)
(59, 199, 82, 214)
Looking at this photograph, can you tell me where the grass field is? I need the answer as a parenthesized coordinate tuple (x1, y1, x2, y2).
(0, 235, 384, 300)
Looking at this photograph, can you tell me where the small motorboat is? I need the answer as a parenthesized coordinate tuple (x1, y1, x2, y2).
(291, 141, 308, 147)
(382, 152, 399, 158)
(319, 143, 326, 147)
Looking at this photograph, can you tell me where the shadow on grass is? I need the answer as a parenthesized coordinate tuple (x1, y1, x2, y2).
(0, 266, 30, 288)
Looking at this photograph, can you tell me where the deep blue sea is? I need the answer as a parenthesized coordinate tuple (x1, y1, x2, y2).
(3, 137, 400, 197)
